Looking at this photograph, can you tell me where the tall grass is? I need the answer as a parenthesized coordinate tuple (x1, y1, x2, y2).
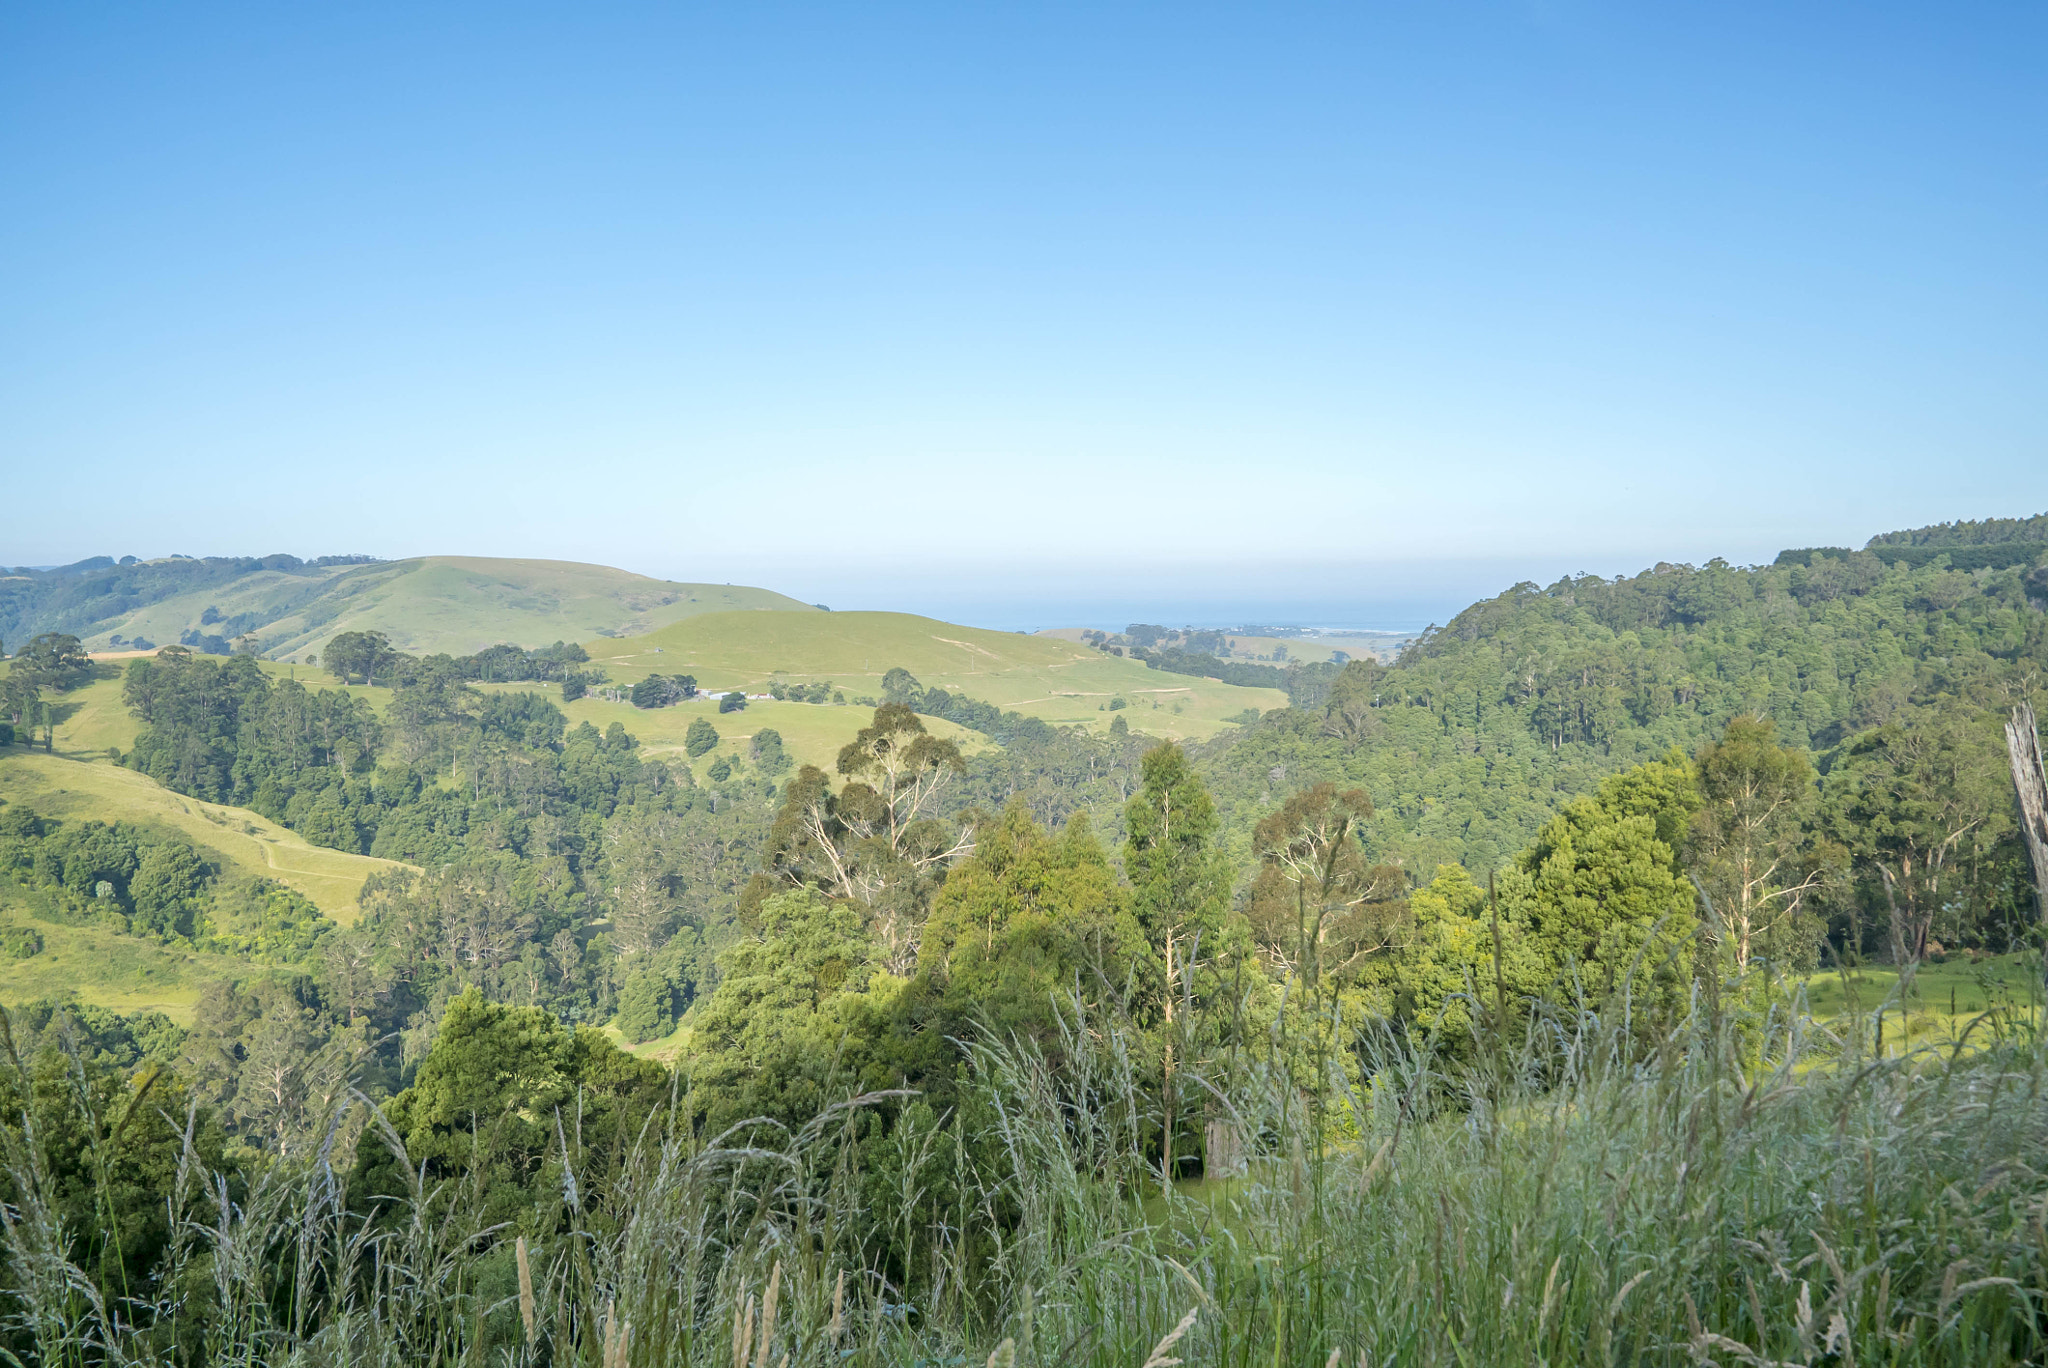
(4, 974, 2046, 1366)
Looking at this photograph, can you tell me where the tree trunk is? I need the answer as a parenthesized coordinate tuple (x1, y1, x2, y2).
(1877, 864, 1918, 966)
(2006, 702, 2048, 982)
(1204, 1114, 1245, 1178)
(1160, 935, 1175, 1197)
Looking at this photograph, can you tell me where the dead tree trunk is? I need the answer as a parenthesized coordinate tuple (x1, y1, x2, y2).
(2004, 702, 2048, 983)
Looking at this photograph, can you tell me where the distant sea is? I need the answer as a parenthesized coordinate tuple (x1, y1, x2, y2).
(735, 553, 1687, 636)
(830, 590, 1462, 636)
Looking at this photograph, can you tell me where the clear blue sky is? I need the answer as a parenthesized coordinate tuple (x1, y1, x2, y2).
(3, 2, 2043, 627)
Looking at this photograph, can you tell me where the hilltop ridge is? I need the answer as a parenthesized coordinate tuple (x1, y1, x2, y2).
(0, 554, 815, 660)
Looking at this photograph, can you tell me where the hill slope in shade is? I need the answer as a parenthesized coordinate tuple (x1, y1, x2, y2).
(589, 610, 1287, 740)
(0, 751, 401, 922)
(36, 556, 816, 659)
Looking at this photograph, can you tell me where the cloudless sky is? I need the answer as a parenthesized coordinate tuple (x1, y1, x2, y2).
(3, 2, 2043, 627)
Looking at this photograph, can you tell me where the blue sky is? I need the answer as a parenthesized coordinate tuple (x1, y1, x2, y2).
(3, 2, 2043, 627)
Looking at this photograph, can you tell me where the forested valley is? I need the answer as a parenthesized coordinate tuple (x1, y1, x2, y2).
(2, 515, 2048, 1366)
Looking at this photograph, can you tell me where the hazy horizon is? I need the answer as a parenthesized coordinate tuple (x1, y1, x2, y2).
(3, 537, 1927, 637)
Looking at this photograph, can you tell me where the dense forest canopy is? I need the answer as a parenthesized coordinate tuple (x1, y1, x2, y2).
(1867, 510, 2048, 547)
(1198, 544, 2046, 886)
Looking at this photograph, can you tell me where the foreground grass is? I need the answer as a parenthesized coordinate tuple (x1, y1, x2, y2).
(8, 985, 2045, 1366)
(0, 748, 400, 922)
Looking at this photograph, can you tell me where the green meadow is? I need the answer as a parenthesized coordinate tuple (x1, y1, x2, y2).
(31, 658, 391, 761)
(0, 878, 231, 1022)
(0, 748, 399, 922)
(1034, 626, 1413, 664)
(589, 609, 1286, 741)
(536, 689, 991, 782)
(1798, 953, 2043, 1044)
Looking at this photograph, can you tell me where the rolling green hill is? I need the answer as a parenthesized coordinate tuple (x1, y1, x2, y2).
(0, 750, 402, 922)
(3, 554, 817, 661)
(587, 610, 1288, 740)
(96, 557, 817, 659)
(28, 657, 977, 807)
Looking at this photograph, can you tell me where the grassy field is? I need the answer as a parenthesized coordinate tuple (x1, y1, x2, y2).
(21, 658, 402, 763)
(37, 602, 1276, 779)
(39, 984, 2048, 1365)
(588, 610, 1287, 741)
(1035, 627, 1415, 664)
(65, 555, 818, 659)
(519, 688, 992, 784)
(0, 880, 231, 1022)
(37, 667, 144, 756)
(70, 562, 359, 657)
(0, 750, 400, 923)
(602, 1018, 694, 1063)
(1218, 632, 1412, 664)
(52, 650, 986, 786)
(1799, 953, 2042, 1045)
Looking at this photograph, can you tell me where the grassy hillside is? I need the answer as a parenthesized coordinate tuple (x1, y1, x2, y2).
(33, 651, 977, 806)
(22, 659, 385, 760)
(590, 610, 1286, 740)
(86, 556, 818, 659)
(0, 751, 400, 922)
(76, 563, 352, 655)
(39, 668, 143, 755)
(542, 690, 990, 783)
(0, 879, 231, 1021)
(1036, 627, 1414, 665)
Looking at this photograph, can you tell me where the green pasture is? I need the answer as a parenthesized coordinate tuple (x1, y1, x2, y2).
(529, 689, 991, 783)
(71, 562, 359, 658)
(0, 749, 399, 922)
(1798, 953, 2042, 1047)
(1034, 626, 1413, 664)
(589, 610, 1286, 741)
(1219, 632, 1412, 664)
(602, 1017, 694, 1063)
(35, 668, 142, 756)
(0, 880, 229, 1023)
(7, 658, 389, 764)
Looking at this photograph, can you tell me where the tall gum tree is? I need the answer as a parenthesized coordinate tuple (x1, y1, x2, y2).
(1826, 708, 2010, 965)
(1124, 744, 1232, 1189)
(1688, 716, 1823, 970)
(749, 705, 971, 971)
